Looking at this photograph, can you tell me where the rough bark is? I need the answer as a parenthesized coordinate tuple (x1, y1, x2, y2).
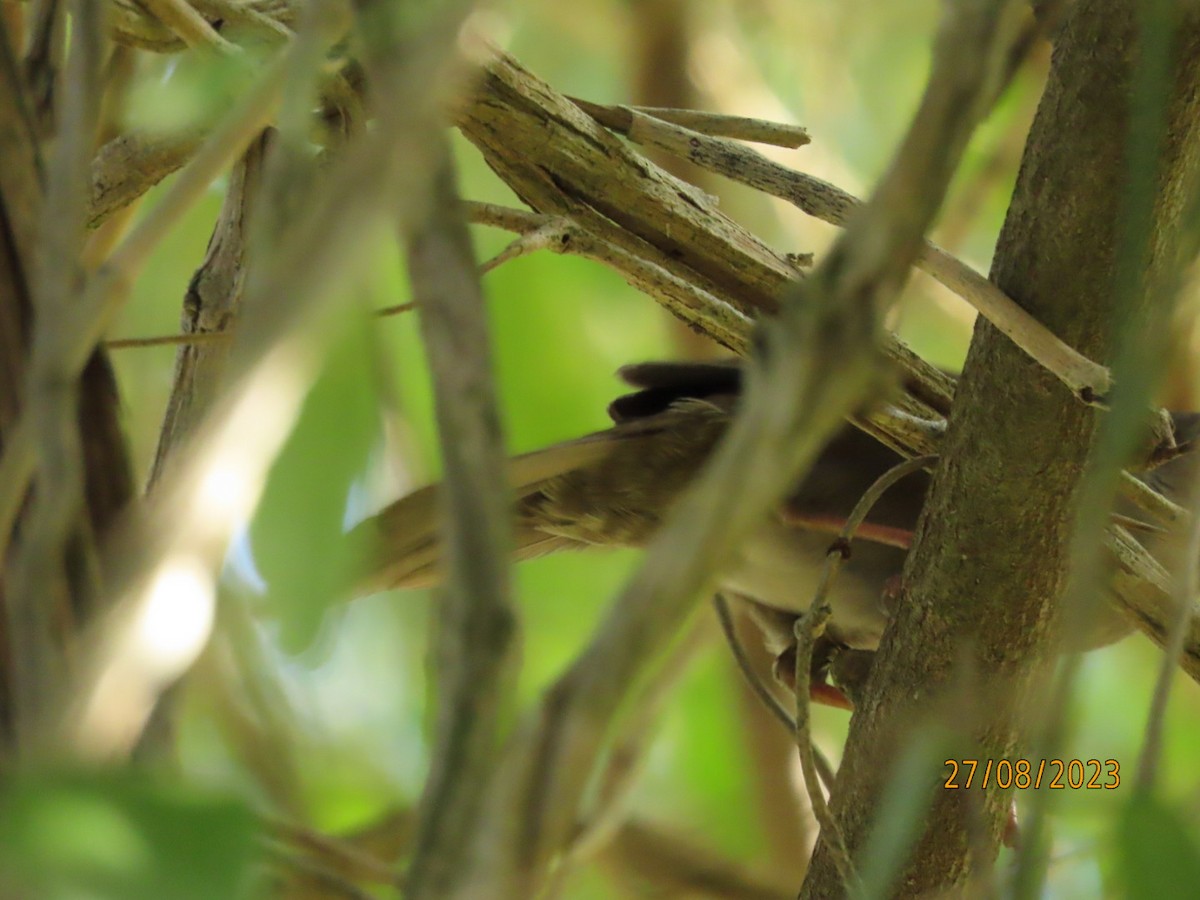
(802, 3, 1200, 896)
(0, 13, 134, 751)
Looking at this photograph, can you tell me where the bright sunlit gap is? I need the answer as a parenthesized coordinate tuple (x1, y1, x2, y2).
(135, 556, 217, 675)
(75, 556, 215, 759)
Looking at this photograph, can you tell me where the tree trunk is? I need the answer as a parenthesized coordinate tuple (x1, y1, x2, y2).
(802, 2, 1200, 895)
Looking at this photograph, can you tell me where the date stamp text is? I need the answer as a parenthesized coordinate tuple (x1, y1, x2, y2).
(943, 758, 1119, 790)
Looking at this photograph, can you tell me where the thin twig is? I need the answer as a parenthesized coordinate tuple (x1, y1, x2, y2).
(108, 213, 575, 353)
(374, 300, 416, 318)
(465, 199, 547, 232)
(106, 299, 419, 350)
(144, 131, 266, 491)
(792, 603, 856, 893)
(479, 218, 573, 275)
(1136, 470, 1200, 791)
(464, 200, 754, 352)
(793, 456, 937, 682)
(1121, 469, 1188, 525)
(106, 330, 233, 350)
(1111, 513, 1164, 535)
(713, 596, 796, 732)
(569, 97, 810, 148)
(833, 456, 937, 562)
(790, 457, 936, 896)
(135, 0, 236, 53)
(712, 595, 839, 795)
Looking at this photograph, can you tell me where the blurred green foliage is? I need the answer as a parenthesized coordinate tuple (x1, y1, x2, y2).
(0, 771, 259, 899)
(1114, 792, 1200, 900)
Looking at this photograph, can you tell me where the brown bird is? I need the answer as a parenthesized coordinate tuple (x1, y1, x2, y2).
(347, 360, 1198, 705)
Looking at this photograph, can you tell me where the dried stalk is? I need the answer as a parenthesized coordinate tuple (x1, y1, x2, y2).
(400, 134, 517, 900)
(454, 55, 955, 429)
(568, 97, 810, 148)
(89, 131, 204, 229)
(149, 133, 271, 487)
(577, 101, 1110, 405)
(107, 0, 295, 51)
(135, 0, 236, 52)
(1136, 473, 1200, 791)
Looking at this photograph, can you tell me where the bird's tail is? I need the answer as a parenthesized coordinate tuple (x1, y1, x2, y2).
(345, 435, 615, 596)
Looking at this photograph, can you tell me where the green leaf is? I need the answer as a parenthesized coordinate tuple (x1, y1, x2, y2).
(1115, 791, 1200, 900)
(252, 320, 381, 652)
(0, 771, 259, 900)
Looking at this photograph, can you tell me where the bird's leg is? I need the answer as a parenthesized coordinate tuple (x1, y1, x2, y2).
(771, 633, 855, 710)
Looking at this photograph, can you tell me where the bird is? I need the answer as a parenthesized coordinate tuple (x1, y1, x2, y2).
(346, 359, 1199, 707)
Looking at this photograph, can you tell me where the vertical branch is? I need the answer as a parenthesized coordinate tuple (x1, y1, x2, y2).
(336, 2, 514, 891)
(6, 0, 116, 748)
(401, 131, 519, 900)
(0, 12, 44, 749)
(802, 3, 1200, 897)
(149, 133, 271, 486)
(546, 619, 711, 897)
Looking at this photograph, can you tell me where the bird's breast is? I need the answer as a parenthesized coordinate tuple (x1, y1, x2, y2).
(719, 520, 902, 651)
